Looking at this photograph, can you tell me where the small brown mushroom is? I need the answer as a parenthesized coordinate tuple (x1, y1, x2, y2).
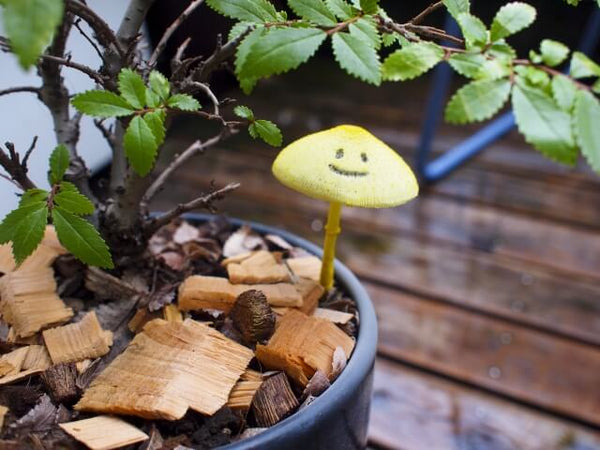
(229, 290, 276, 345)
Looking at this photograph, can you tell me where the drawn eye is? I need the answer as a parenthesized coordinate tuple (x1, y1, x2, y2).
(335, 149, 344, 159)
(361, 152, 368, 162)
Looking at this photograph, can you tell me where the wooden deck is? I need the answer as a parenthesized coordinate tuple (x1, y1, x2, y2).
(152, 60, 600, 449)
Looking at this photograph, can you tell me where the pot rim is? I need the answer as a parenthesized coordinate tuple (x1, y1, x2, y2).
(183, 213, 378, 449)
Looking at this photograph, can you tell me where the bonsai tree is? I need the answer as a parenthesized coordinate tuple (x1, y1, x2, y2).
(0, 0, 599, 271)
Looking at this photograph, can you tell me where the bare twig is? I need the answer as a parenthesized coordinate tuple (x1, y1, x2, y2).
(73, 19, 105, 62)
(0, 139, 38, 191)
(39, 54, 105, 85)
(191, 82, 220, 115)
(93, 120, 118, 151)
(404, 23, 464, 46)
(144, 182, 240, 236)
(148, 0, 204, 68)
(191, 28, 252, 82)
(0, 86, 40, 97)
(410, 1, 444, 25)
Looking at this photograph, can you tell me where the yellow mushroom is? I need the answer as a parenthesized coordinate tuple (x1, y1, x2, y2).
(272, 124, 419, 290)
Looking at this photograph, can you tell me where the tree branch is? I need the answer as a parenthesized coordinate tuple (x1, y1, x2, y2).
(116, 0, 157, 48)
(143, 182, 240, 236)
(191, 29, 252, 82)
(73, 19, 106, 63)
(191, 81, 220, 115)
(0, 139, 38, 191)
(148, 0, 204, 68)
(40, 54, 106, 85)
(409, 1, 444, 25)
(0, 86, 40, 97)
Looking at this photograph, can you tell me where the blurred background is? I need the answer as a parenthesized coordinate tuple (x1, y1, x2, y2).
(2, 0, 600, 448)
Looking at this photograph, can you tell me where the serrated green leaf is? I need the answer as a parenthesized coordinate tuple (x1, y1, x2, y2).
(288, 0, 337, 26)
(49, 144, 70, 184)
(52, 207, 113, 268)
(512, 80, 577, 165)
(331, 32, 381, 85)
(2, 0, 64, 69)
(382, 42, 443, 82)
(248, 122, 259, 138)
(54, 186, 94, 216)
(118, 68, 147, 109)
(381, 33, 399, 48)
(570, 52, 600, 79)
(228, 22, 254, 41)
(490, 2, 536, 41)
(593, 79, 600, 94)
(252, 120, 282, 146)
(457, 13, 488, 48)
(445, 78, 511, 124)
(19, 189, 48, 208)
(443, 0, 470, 19)
(486, 40, 517, 60)
(205, 0, 278, 22)
(72, 90, 135, 118)
(149, 71, 170, 100)
(167, 94, 200, 111)
(524, 67, 550, 87)
(0, 204, 46, 243)
(349, 17, 381, 50)
(529, 50, 543, 64)
(540, 39, 569, 67)
(477, 59, 510, 80)
(235, 27, 264, 94)
(573, 90, 600, 172)
(234, 105, 255, 120)
(146, 90, 161, 108)
(239, 27, 327, 80)
(448, 53, 486, 78)
(12, 205, 47, 264)
(124, 115, 158, 176)
(143, 110, 166, 146)
(359, 0, 378, 14)
(325, 0, 353, 19)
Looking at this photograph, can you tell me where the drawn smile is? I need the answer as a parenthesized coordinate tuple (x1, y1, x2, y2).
(328, 163, 369, 177)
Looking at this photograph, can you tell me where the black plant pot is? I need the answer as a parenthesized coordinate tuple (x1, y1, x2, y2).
(185, 214, 378, 450)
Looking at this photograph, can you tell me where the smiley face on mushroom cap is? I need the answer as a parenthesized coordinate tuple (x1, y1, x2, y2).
(272, 125, 419, 208)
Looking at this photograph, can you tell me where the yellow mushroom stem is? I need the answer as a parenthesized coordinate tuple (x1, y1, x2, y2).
(320, 201, 343, 290)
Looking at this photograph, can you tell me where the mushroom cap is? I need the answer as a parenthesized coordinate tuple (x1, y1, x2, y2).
(272, 125, 419, 208)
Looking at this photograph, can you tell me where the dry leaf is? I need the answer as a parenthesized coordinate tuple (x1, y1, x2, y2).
(173, 221, 201, 245)
(223, 226, 267, 258)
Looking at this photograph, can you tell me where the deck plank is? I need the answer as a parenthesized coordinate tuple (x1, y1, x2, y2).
(370, 359, 600, 450)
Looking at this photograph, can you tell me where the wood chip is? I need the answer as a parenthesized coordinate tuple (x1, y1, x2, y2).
(163, 304, 182, 323)
(295, 278, 324, 315)
(0, 404, 7, 429)
(75, 319, 254, 420)
(227, 251, 291, 284)
(286, 256, 321, 282)
(0, 347, 29, 376)
(128, 308, 161, 333)
(228, 369, 263, 411)
(0, 346, 47, 385)
(76, 359, 92, 374)
(43, 311, 113, 364)
(6, 327, 39, 345)
(60, 415, 149, 450)
(22, 344, 52, 370)
(41, 363, 80, 404)
(313, 308, 354, 324)
(0, 244, 15, 274)
(0, 227, 64, 276)
(251, 372, 298, 427)
(255, 310, 355, 386)
(178, 276, 303, 312)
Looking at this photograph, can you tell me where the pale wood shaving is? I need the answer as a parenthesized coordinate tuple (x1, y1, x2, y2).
(22, 344, 52, 370)
(295, 278, 324, 315)
(76, 319, 254, 420)
(0, 268, 56, 299)
(0, 346, 47, 385)
(256, 310, 355, 386)
(0, 227, 64, 275)
(221, 251, 254, 266)
(313, 308, 354, 324)
(0, 368, 46, 385)
(0, 346, 29, 375)
(0, 244, 15, 274)
(43, 311, 113, 364)
(163, 304, 182, 323)
(178, 276, 303, 312)
(60, 415, 148, 450)
(286, 256, 321, 282)
(227, 251, 291, 285)
(227, 369, 264, 410)
(128, 308, 161, 333)
(6, 327, 39, 345)
(76, 359, 93, 374)
(0, 404, 7, 429)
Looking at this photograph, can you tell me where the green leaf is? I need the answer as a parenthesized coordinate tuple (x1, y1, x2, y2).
(0, 203, 46, 244)
(52, 207, 113, 268)
(249, 120, 282, 146)
(2, 0, 64, 69)
(540, 39, 569, 67)
(490, 2, 536, 41)
(167, 94, 200, 111)
(570, 52, 600, 79)
(54, 186, 94, 216)
(143, 110, 166, 146)
(381, 33, 399, 48)
(19, 189, 48, 208)
(456, 13, 488, 47)
(382, 42, 443, 82)
(123, 115, 158, 176)
(12, 205, 47, 264)
(331, 32, 381, 85)
(146, 90, 161, 108)
(349, 17, 381, 50)
(512, 80, 577, 165)
(118, 68, 147, 109)
(486, 40, 517, 60)
(593, 79, 600, 95)
(445, 78, 511, 124)
(239, 27, 327, 80)
(325, 0, 353, 19)
(205, 0, 278, 22)
(229, 21, 254, 41)
(72, 90, 135, 118)
(443, 0, 470, 20)
(477, 59, 510, 80)
(235, 27, 264, 94)
(149, 71, 170, 100)
(523, 67, 550, 88)
(288, 0, 337, 26)
(448, 53, 486, 78)
(359, 0, 378, 14)
(573, 90, 600, 172)
(234, 105, 255, 121)
(49, 144, 70, 184)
